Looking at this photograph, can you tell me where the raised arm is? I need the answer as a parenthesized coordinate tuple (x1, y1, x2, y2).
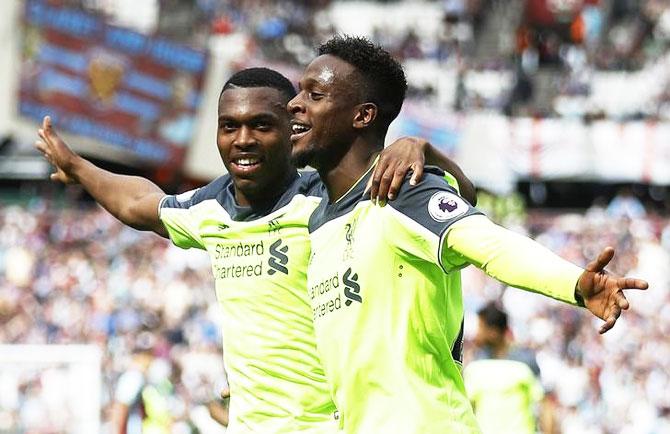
(369, 137, 477, 205)
(445, 215, 648, 333)
(423, 142, 476, 205)
(35, 116, 167, 236)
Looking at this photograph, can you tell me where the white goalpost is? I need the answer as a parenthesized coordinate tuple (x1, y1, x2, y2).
(0, 344, 102, 434)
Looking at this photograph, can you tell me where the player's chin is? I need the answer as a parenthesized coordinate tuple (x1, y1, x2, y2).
(290, 147, 316, 169)
(232, 177, 265, 196)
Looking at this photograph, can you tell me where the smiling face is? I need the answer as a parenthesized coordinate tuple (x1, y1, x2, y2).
(217, 87, 293, 206)
(287, 55, 364, 169)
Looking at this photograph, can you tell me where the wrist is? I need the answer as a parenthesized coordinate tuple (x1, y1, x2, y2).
(422, 141, 436, 165)
(574, 285, 586, 307)
(67, 155, 87, 182)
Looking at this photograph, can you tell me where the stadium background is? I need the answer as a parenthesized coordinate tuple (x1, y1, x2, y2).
(0, 0, 669, 433)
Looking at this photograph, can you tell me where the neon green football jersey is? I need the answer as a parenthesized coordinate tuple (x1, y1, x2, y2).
(464, 358, 544, 434)
(159, 171, 339, 434)
(306, 166, 482, 434)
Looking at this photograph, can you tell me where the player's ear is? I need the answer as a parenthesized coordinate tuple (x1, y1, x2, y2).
(353, 103, 377, 130)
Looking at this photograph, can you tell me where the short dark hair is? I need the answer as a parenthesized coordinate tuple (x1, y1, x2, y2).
(318, 35, 407, 131)
(477, 302, 508, 332)
(221, 67, 297, 103)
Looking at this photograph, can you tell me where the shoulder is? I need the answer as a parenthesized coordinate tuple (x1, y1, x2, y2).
(161, 175, 230, 210)
(258, 171, 324, 217)
(387, 167, 480, 236)
(295, 170, 324, 198)
(508, 347, 540, 376)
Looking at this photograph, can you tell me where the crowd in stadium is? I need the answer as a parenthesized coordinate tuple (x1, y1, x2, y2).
(0, 203, 225, 433)
(0, 194, 668, 433)
(42, 0, 670, 119)
(2, 1, 669, 433)
(191, 0, 670, 118)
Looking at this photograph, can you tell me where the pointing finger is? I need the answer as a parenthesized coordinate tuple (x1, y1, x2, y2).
(586, 247, 615, 273)
(618, 277, 648, 290)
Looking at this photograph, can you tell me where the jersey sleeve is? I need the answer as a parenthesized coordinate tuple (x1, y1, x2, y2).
(114, 369, 145, 405)
(444, 215, 583, 305)
(159, 188, 206, 250)
(386, 170, 481, 271)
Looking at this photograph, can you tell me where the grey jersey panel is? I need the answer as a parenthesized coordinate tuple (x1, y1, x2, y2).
(161, 170, 324, 221)
(308, 166, 480, 233)
(386, 168, 481, 237)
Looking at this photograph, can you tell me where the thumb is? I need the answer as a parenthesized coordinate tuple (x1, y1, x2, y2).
(585, 247, 614, 273)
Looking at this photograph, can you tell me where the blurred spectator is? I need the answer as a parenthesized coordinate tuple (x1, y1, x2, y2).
(111, 334, 180, 434)
(463, 200, 670, 434)
(464, 302, 556, 434)
(607, 187, 647, 219)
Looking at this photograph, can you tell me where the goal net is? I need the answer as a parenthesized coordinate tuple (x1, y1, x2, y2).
(0, 345, 102, 434)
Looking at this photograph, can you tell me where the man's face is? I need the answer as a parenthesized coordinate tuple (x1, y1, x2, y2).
(217, 87, 292, 199)
(475, 317, 505, 348)
(288, 55, 362, 169)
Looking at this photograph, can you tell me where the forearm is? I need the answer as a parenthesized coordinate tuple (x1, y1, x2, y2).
(539, 397, 559, 434)
(425, 144, 477, 205)
(111, 402, 130, 434)
(444, 215, 582, 305)
(207, 400, 229, 427)
(70, 157, 166, 233)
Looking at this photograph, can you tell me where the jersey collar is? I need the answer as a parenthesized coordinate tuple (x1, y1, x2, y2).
(333, 155, 379, 204)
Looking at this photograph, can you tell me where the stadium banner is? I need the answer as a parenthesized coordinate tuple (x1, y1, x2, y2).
(392, 112, 670, 193)
(509, 118, 670, 184)
(18, 0, 208, 167)
(387, 102, 462, 156)
(508, 117, 591, 180)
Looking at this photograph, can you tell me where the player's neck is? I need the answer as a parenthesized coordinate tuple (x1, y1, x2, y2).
(234, 168, 297, 208)
(319, 138, 382, 203)
(490, 340, 510, 359)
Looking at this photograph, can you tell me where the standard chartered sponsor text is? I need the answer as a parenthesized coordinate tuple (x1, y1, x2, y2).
(310, 273, 343, 320)
(213, 241, 265, 279)
(215, 241, 264, 259)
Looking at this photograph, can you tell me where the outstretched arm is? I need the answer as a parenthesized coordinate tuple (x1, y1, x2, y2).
(445, 215, 648, 333)
(369, 137, 476, 205)
(576, 247, 648, 333)
(34, 116, 167, 236)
